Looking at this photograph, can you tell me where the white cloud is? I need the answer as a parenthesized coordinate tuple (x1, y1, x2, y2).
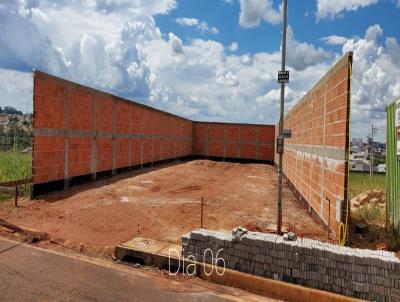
(386, 37, 400, 62)
(0, 2, 70, 75)
(0, 2, 333, 126)
(365, 24, 382, 41)
(397, 0, 400, 7)
(321, 35, 348, 45)
(176, 17, 198, 26)
(0, 68, 33, 113)
(342, 24, 400, 141)
(241, 54, 252, 65)
(227, 42, 238, 52)
(217, 71, 240, 87)
(175, 17, 219, 34)
(168, 32, 184, 54)
(239, 0, 281, 28)
(286, 26, 331, 71)
(316, 0, 378, 20)
(94, 0, 177, 15)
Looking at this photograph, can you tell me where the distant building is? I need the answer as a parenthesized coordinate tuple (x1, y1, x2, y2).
(378, 164, 386, 173)
(350, 159, 379, 173)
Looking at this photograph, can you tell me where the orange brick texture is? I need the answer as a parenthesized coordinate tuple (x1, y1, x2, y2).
(32, 71, 193, 185)
(33, 71, 272, 187)
(275, 53, 352, 234)
(193, 122, 275, 161)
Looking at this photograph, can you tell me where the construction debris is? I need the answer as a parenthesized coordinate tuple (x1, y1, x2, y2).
(232, 227, 248, 242)
(283, 231, 296, 241)
(351, 190, 386, 210)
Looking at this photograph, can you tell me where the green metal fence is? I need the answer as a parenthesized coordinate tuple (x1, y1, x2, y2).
(386, 98, 400, 234)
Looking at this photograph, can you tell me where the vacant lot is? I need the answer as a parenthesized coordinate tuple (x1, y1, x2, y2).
(348, 172, 385, 200)
(0, 160, 326, 247)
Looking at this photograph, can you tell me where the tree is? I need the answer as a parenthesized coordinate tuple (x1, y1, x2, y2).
(3, 106, 23, 116)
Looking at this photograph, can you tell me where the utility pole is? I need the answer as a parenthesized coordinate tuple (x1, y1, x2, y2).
(277, 0, 288, 235)
(369, 124, 378, 177)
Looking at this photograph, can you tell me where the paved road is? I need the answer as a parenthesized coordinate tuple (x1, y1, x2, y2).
(0, 238, 272, 302)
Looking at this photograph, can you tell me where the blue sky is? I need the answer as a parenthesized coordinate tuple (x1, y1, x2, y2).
(157, 0, 400, 56)
(1, 0, 400, 141)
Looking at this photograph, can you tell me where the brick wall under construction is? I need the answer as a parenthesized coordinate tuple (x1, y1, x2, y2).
(32, 71, 193, 195)
(276, 52, 352, 234)
(32, 71, 275, 196)
(193, 122, 275, 161)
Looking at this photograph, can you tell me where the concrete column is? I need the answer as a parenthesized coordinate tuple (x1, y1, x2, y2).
(237, 127, 241, 158)
(321, 84, 328, 223)
(256, 128, 259, 161)
(128, 106, 132, 169)
(112, 99, 116, 175)
(140, 111, 144, 168)
(63, 86, 70, 189)
(91, 94, 97, 180)
(206, 124, 210, 158)
(151, 111, 154, 165)
(223, 126, 226, 161)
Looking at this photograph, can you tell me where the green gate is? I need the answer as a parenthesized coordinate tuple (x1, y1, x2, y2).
(386, 98, 400, 234)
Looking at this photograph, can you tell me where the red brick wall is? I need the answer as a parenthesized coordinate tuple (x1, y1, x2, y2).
(193, 122, 275, 161)
(32, 71, 193, 185)
(33, 71, 275, 191)
(275, 52, 352, 234)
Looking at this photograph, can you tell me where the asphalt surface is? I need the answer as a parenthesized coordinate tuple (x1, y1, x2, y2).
(0, 238, 272, 302)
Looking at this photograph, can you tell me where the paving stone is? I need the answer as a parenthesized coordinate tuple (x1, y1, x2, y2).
(182, 229, 399, 301)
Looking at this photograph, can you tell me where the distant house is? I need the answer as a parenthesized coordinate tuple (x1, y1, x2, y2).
(350, 160, 368, 172)
(378, 164, 386, 173)
(350, 160, 379, 173)
(350, 146, 361, 153)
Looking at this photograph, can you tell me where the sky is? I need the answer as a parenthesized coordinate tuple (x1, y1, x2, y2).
(1, 0, 400, 142)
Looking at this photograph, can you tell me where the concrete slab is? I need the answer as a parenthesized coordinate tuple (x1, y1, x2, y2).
(115, 237, 182, 269)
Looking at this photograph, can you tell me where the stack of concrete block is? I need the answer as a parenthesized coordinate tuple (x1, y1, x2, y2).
(182, 229, 400, 302)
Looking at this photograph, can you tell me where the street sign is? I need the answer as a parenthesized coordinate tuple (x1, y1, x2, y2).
(278, 70, 289, 83)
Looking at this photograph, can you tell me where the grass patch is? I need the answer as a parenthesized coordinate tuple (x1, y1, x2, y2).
(352, 204, 385, 226)
(348, 172, 385, 200)
(0, 151, 32, 203)
(348, 173, 400, 251)
(0, 151, 32, 182)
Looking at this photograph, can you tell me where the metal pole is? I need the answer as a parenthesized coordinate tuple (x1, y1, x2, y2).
(370, 124, 377, 178)
(277, 0, 288, 235)
(200, 197, 204, 228)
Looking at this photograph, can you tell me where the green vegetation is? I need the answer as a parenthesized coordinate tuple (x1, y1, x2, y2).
(0, 151, 32, 202)
(348, 172, 400, 251)
(0, 151, 32, 182)
(352, 204, 385, 226)
(348, 172, 385, 200)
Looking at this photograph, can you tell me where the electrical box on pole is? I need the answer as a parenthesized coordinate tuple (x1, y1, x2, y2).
(282, 129, 292, 139)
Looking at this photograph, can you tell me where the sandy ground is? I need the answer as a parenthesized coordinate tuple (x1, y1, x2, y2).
(0, 160, 326, 247)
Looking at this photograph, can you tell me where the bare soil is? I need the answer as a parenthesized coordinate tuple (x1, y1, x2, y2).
(0, 160, 326, 248)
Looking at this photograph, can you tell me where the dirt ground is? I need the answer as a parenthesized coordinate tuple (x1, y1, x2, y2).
(0, 160, 326, 248)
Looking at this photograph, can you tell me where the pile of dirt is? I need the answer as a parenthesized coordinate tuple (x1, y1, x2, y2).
(351, 190, 386, 210)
